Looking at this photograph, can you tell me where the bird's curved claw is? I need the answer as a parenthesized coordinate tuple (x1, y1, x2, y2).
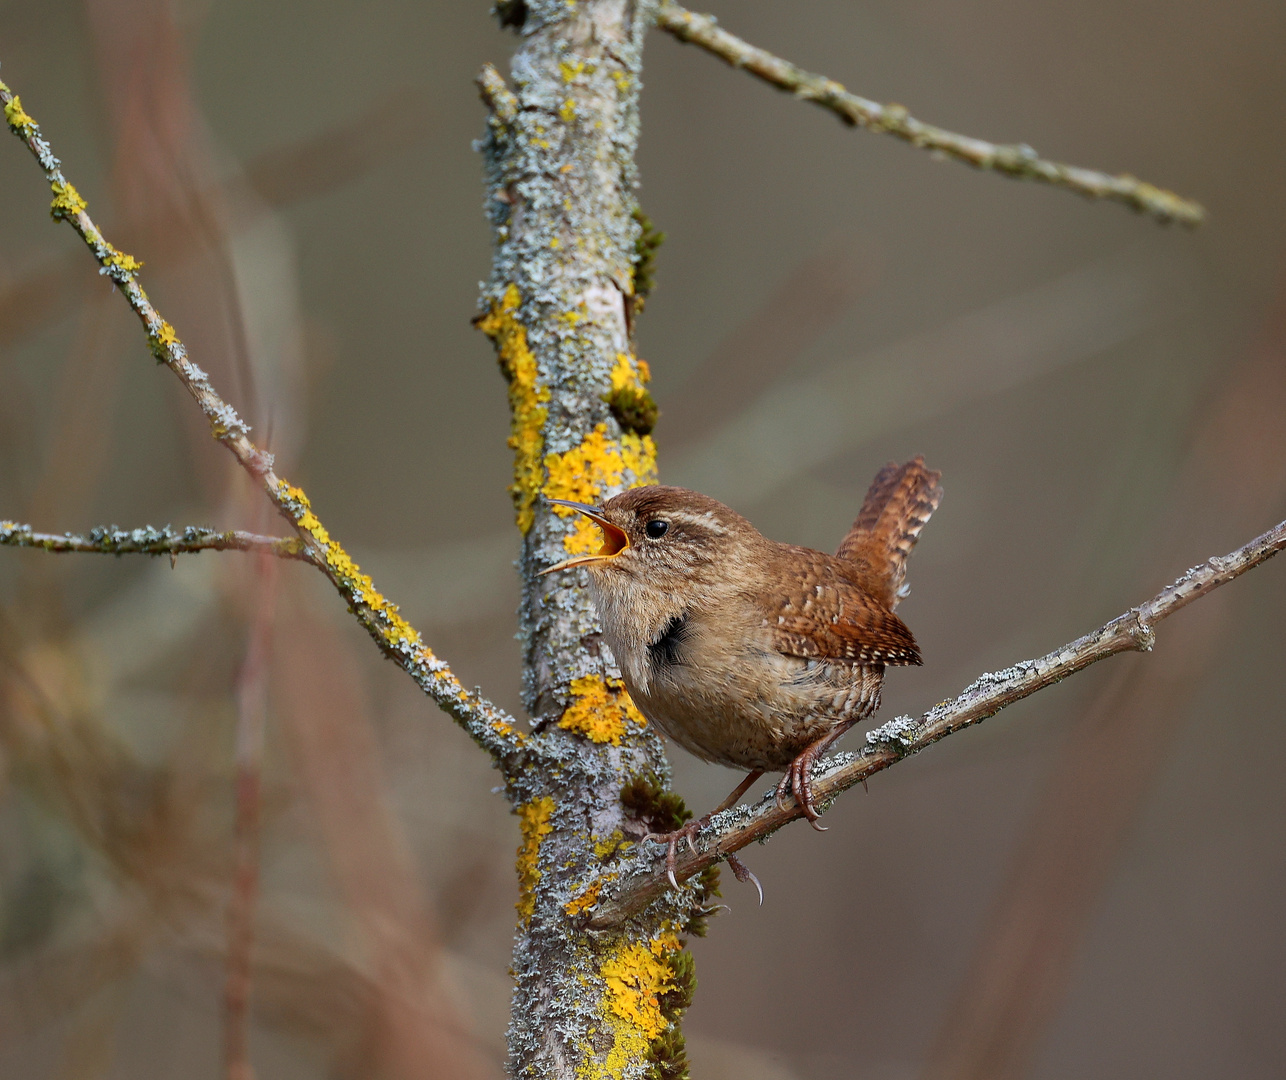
(726, 853, 764, 905)
(646, 820, 704, 891)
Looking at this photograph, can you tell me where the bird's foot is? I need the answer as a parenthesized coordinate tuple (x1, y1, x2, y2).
(645, 820, 765, 904)
(645, 819, 705, 889)
(775, 744, 829, 830)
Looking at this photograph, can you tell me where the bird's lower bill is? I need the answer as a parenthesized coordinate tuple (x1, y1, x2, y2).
(539, 499, 630, 575)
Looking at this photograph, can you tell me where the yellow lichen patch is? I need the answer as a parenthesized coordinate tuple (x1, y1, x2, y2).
(620, 432, 657, 486)
(636, 359, 652, 384)
(559, 675, 646, 745)
(3, 94, 36, 135)
(276, 480, 310, 508)
(584, 933, 681, 1080)
(559, 58, 594, 83)
(49, 180, 86, 220)
(561, 516, 602, 557)
(592, 829, 630, 860)
(476, 285, 549, 534)
(149, 320, 182, 368)
(608, 352, 636, 395)
(104, 248, 143, 274)
(515, 796, 556, 926)
(564, 880, 603, 917)
(544, 425, 657, 552)
(274, 477, 423, 653)
(560, 98, 577, 123)
(545, 423, 620, 509)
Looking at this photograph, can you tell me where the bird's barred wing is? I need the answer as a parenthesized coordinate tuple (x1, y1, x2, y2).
(761, 550, 922, 666)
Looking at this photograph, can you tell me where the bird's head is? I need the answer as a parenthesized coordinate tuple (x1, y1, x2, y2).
(540, 485, 755, 590)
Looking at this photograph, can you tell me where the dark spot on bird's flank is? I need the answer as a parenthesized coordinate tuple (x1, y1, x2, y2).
(648, 613, 689, 669)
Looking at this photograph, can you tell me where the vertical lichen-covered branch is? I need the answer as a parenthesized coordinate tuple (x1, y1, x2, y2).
(475, 3, 704, 1076)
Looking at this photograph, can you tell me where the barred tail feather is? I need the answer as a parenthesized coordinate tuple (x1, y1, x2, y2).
(836, 456, 942, 610)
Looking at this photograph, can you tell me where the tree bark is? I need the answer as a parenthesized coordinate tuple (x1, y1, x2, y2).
(476, 3, 702, 1077)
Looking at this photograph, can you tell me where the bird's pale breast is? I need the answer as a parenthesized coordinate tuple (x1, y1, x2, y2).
(609, 597, 884, 772)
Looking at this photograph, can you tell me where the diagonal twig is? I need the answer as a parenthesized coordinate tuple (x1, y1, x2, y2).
(0, 75, 528, 765)
(0, 521, 315, 563)
(587, 516, 1286, 927)
(656, 1, 1204, 226)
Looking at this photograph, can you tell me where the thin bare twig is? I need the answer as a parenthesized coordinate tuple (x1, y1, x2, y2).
(588, 516, 1286, 927)
(0, 76, 528, 765)
(0, 521, 314, 563)
(655, 1, 1205, 226)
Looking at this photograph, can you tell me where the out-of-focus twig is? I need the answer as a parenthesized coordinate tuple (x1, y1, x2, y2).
(921, 292, 1286, 1080)
(588, 516, 1286, 926)
(662, 242, 873, 443)
(0, 86, 431, 351)
(224, 551, 278, 1080)
(655, 1, 1205, 226)
(0, 521, 314, 562)
(0, 77, 527, 765)
(275, 585, 493, 1080)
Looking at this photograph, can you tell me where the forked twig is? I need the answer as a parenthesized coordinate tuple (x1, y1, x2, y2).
(0, 76, 527, 763)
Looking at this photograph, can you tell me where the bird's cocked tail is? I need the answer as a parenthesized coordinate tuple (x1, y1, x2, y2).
(836, 456, 942, 611)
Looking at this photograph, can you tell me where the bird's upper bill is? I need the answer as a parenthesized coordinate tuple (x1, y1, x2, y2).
(538, 499, 631, 575)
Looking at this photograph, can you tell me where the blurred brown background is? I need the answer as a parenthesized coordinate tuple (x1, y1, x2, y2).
(1, 1, 1284, 1077)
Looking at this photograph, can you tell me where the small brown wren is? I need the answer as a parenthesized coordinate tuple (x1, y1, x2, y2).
(544, 457, 942, 882)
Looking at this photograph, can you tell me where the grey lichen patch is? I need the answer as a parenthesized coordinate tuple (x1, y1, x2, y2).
(864, 714, 919, 754)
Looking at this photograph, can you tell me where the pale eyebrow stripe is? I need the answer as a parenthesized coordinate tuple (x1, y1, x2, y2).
(666, 511, 729, 535)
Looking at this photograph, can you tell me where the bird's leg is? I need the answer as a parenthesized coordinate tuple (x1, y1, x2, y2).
(775, 720, 857, 831)
(648, 769, 764, 888)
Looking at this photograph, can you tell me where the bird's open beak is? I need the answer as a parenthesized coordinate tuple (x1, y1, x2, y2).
(538, 499, 631, 575)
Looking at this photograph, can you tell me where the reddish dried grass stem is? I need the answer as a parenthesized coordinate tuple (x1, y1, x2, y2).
(224, 553, 278, 1080)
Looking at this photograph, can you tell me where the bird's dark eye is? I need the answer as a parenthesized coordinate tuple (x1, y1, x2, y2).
(644, 519, 669, 540)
